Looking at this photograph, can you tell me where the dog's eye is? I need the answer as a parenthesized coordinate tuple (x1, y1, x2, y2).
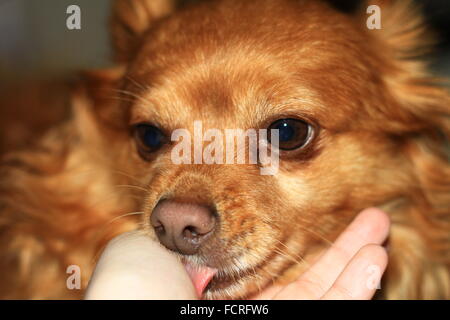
(268, 119, 314, 150)
(134, 124, 167, 154)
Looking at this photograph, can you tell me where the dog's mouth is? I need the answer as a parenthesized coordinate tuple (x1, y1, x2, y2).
(183, 260, 258, 299)
(183, 261, 218, 297)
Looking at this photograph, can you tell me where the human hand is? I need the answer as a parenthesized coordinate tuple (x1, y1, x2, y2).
(253, 208, 390, 299)
(85, 231, 197, 299)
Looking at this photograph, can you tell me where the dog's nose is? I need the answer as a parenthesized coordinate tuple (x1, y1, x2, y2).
(150, 200, 216, 255)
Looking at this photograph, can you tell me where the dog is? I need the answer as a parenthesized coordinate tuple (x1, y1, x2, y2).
(0, 0, 449, 299)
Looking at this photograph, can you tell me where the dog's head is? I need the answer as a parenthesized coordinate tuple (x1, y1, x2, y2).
(83, 0, 449, 298)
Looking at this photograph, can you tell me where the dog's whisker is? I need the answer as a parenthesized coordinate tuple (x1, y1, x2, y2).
(273, 240, 322, 278)
(274, 239, 311, 267)
(294, 225, 334, 247)
(105, 211, 145, 226)
(60, 168, 144, 186)
(84, 192, 141, 211)
(245, 251, 278, 293)
(113, 88, 141, 99)
(273, 241, 329, 293)
(109, 169, 145, 185)
(249, 263, 263, 294)
(125, 75, 149, 91)
(110, 95, 135, 103)
(114, 184, 148, 193)
(112, 89, 154, 107)
(90, 211, 145, 264)
(272, 247, 326, 289)
(109, 94, 153, 112)
(229, 257, 241, 284)
(273, 247, 305, 268)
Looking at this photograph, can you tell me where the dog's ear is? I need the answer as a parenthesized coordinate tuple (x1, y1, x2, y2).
(358, 0, 434, 62)
(356, 0, 450, 239)
(356, 0, 449, 135)
(111, 0, 177, 62)
(71, 66, 129, 138)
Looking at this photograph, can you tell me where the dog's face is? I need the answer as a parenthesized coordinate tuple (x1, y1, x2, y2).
(90, 0, 440, 298)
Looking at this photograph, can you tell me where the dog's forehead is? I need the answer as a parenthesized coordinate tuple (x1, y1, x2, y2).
(128, 49, 378, 133)
(128, 53, 322, 130)
(127, 0, 381, 131)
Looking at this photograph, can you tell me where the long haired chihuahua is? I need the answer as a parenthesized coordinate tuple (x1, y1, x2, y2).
(0, 0, 449, 299)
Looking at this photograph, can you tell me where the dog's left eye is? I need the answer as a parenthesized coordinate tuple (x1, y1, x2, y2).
(134, 124, 167, 155)
(267, 118, 314, 150)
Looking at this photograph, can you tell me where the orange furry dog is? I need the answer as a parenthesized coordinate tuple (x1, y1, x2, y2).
(0, 0, 449, 299)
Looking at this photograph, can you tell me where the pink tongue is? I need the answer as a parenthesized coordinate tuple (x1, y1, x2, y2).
(184, 263, 218, 298)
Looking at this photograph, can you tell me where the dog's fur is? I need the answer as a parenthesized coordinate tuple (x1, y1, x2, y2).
(0, 0, 449, 299)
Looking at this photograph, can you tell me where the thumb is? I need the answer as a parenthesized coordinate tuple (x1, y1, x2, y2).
(85, 231, 197, 300)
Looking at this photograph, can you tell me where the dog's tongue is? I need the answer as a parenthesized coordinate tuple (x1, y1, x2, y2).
(184, 262, 217, 298)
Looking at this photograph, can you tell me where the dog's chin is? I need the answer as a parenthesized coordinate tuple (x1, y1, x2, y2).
(203, 267, 256, 299)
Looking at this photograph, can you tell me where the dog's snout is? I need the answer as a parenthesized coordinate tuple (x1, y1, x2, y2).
(150, 200, 216, 255)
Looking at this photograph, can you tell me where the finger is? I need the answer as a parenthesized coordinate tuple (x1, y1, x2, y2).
(251, 284, 284, 300)
(322, 244, 388, 300)
(273, 208, 390, 299)
(85, 231, 196, 300)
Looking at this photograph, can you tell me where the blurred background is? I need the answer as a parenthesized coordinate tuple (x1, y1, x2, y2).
(1, 0, 450, 80)
(0, 0, 112, 81)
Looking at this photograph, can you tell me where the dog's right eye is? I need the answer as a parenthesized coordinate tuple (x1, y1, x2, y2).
(133, 124, 167, 156)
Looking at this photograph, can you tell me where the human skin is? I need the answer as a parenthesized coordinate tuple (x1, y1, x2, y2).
(85, 232, 197, 300)
(85, 208, 389, 300)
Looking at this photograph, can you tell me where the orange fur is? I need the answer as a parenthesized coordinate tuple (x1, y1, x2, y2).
(0, 0, 449, 299)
